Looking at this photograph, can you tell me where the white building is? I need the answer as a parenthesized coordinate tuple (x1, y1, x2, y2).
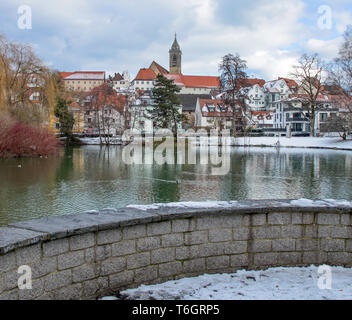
(111, 71, 131, 93)
(195, 98, 234, 130)
(242, 84, 266, 110)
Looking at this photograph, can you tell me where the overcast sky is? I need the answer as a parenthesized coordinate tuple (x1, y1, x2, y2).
(0, 0, 351, 80)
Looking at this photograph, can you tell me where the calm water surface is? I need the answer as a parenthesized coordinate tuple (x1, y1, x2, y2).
(0, 145, 351, 226)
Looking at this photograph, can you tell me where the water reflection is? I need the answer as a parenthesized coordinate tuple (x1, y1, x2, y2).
(0, 146, 351, 225)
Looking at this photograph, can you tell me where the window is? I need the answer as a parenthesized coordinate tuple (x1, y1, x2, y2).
(320, 113, 328, 121)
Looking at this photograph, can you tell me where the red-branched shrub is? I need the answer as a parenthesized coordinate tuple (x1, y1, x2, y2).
(0, 116, 61, 158)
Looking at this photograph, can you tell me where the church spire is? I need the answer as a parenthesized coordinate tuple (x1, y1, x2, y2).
(169, 33, 182, 74)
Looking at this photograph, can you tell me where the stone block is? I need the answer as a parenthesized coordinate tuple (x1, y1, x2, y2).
(82, 277, 109, 297)
(317, 213, 340, 225)
(183, 258, 205, 273)
(206, 256, 229, 270)
(232, 228, 250, 241)
(97, 229, 122, 245)
(16, 244, 41, 265)
(72, 264, 97, 282)
(127, 252, 150, 269)
(198, 243, 224, 257)
(320, 239, 345, 252)
(137, 237, 160, 251)
(302, 251, 327, 264)
(268, 212, 291, 225)
(252, 214, 267, 226)
(272, 239, 295, 252)
(224, 241, 247, 255)
(171, 219, 195, 233)
(161, 234, 183, 247)
(95, 245, 111, 261)
(0, 252, 16, 272)
(254, 226, 281, 239)
(134, 266, 157, 283)
(43, 239, 69, 257)
(296, 239, 319, 251)
(330, 226, 352, 239)
(147, 221, 171, 236)
(151, 248, 175, 264)
(209, 229, 232, 242)
(44, 270, 72, 291)
(185, 231, 207, 245)
(54, 283, 82, 300)
(278, 252, 301, 265)
(281, 225, 303, 239)
(158, 262, 182, 278)
(70, 233, 95, 251)
(31, 256, 57, 279)
(101, 257, 126, 276)
(230, 254, 248, 267)
(249, 240, 272, 253)
(327, 252, 351, 265)
(122, 225, 146, 240)
(109, 271, 134, 289)
(111, 240, 136, 257)
(254, 253, 278, 266)
(58, 251, 85, 270)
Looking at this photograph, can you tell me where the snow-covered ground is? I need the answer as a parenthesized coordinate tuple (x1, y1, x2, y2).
(78, 137, 123, 145)
(231, 136, 352, 150)
(101, 266, 352, 300)
(126, 199, 352, 211)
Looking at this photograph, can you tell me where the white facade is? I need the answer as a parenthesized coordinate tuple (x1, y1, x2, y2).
(243, 84, 266, 110)
(195, 98, 233, 129)
(85, 107, 124, 135)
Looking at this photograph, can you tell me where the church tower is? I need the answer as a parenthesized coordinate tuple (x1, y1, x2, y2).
(169, 33, 182, 74)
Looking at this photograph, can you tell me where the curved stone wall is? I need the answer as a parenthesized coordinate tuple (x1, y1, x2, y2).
(0, 199, 351, 300)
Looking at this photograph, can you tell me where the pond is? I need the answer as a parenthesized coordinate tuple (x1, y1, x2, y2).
(0, 145, 351, 226)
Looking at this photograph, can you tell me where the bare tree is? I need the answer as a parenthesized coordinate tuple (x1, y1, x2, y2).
(0, 34, 62, 125)
(290, 53, 325, 137)
(85, 83, 125, 145)
(320, 115, 349, 140)
(327, 26, 352, 135)
(219, 53, 248, 135)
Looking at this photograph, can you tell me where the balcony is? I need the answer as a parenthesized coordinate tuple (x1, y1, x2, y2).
(286, 117, 309, 122)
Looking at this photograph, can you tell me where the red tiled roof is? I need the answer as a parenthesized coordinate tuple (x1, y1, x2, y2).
(278, 77, 298, 89)
(251, 111, 272, 116)
(166, 74, 220, 88)
(60, 71, 106, 80)
(85, 83, 126, 113)
(59, 72, 74, 79)
(182, 75, 220, 88)
(134, 68, 157, 80)
(239, 78, 266, 87)
(199, 99, 224, 107)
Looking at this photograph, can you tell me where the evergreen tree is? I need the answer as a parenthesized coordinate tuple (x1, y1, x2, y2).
(152, 74, 182, 134)
(54, 97, 75, 143)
